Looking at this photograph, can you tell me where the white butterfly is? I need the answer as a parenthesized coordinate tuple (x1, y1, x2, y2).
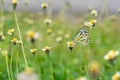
(73, 26, 91, 46)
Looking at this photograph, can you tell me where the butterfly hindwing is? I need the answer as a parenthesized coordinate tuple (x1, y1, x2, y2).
(73, 26, 91, 46)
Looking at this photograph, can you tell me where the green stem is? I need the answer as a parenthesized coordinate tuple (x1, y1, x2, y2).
(13, 10, 28, 68)
(50, 61, 54, 80)
(10, 46, 14, 80)
(5, 55, 11, 80)
(70, 53, 73, 80)
(47, 56, 54, 80)
(33, 56, 41, 80)
(16, 46, 19, 76)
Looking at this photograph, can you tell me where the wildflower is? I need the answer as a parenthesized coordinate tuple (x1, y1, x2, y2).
(56, 36, 62, 43)
(47, 28, 52, 34)
(84, 22, 92, 27)
(17, 67, 38, 80)
(0, 33, 5, 41)
(12, 0, 17, 10)
(76, 76, 87, 80)
(104, 50, 119, 61)
(16, 40, 22, 45)
(42, 46, 51, 55)
(67, 41, 75, 51)
(7, 29, 14, 36)
(89, 61, 100, 77)
(112, 72, 120, 80)
(91, 10, 98, 17)
(1, 50, 8, 56)
(11, 38, 18, 45)
(27, 31, 39, 43)
(89, 19, 96, 27)
(30, 49, 37, 56)
(44, 18, 52, 26)
(41, 2, 48, 9)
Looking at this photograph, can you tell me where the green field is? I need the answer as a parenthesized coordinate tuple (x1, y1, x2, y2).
(0, 1, 120, 80)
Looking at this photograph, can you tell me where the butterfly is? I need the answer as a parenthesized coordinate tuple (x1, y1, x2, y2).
(73, 26, 91, 46)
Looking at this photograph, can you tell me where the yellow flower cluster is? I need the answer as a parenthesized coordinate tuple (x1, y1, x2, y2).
(7, 29, 14, 36)
(104, 50, 119, 61)
(41, 3, 48, 9)
(112, 72, 120, 80)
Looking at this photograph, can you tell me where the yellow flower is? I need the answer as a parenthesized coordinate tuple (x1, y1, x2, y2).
(41, 3, 48, 9)
(104, 50, 119, 61)
(112, 72, 120, 80)
(89, 19, 96, 27)
(30, 49, 37, 54)
(42, 46, 51, 55)
(67, 41, 75, 50)
(84, 22, 92, 27)
(12, 0, 17, 10)
(44, 18, 52, 25)
(91, 10, 98, 17)
(27, 31, 39, 43)
(7, 29, 14, 36)
(89, 61, 100, 77)
(11, 38, 18, 45)
(27, 31, 35, 38)
(47, 28, 52, 34)
(16, 40, 22, 45)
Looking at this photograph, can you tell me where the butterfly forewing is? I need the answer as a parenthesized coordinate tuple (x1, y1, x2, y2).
(73, 26, 91, 46)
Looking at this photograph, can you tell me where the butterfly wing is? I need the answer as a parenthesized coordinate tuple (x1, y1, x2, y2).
(73, 26, 91, 46)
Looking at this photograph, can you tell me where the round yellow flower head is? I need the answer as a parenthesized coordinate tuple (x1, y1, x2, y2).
(89, 19, 96, 27)
(41, 3, 48, 9)
(12, 0, 17, 10)
(44, 18, 52, 25)
(67, 41, 75, 51)
(30, 49, 37, 55)
(11, 38, 18, 45)
(112, 72, 120, 80)
(91, 10, 98, 17)
(42, 46, 51, 55)
(27, 31, 35, 38)
(89, 61, 100, 77)
(7, 29, 14, 36)
(47, 28, 52, 34)
(104, 50, 119, 61)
